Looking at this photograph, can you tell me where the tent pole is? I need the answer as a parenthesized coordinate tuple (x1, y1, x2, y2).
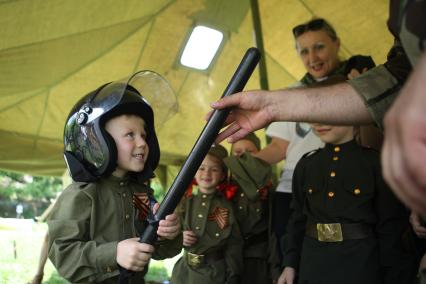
(250, 0, 269, 90)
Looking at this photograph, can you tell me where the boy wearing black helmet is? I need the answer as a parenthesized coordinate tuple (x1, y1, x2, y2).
(47, 71, 182, 283)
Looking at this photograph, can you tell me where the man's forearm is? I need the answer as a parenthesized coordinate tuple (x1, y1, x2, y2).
(269, 83, 373, 125)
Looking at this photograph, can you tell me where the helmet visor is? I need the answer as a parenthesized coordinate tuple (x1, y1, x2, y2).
(90, 70, 177, 128)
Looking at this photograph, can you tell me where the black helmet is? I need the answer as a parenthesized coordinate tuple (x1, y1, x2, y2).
(63, 71, 175, 182)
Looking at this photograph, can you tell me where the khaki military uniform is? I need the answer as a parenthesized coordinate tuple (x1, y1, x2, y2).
(171, 191, 243, 284)
(47, 175, 182, 284)
(349, 0, 426, 129)
(224, 153, 281, 283)
(283, 140, 411, 284)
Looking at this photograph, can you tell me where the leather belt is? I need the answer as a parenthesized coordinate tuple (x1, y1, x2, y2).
(185, 250, 224, 269)
(305, 222, 373, 242)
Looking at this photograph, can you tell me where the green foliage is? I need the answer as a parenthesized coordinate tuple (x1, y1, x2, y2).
(0, 170, 62, 201)
(0, 221, 172, 283)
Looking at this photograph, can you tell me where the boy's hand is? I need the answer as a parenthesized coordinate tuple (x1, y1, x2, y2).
(277, 267, 296, 284)
(153, 204, 181, 240)
(117, 238, 154, 271)
(183, 230, 198, 247)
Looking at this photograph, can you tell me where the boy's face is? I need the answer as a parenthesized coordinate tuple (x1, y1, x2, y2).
(195, 154, 225, 194)
(231, 139, 259, 157)
(105, 114, 149, 178)
(311, 123, 354, 144)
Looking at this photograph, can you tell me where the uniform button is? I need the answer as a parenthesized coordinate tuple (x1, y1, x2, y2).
(195, 226, 200, 230)
(333, 156, 339, 161)
(122, 193, 126, 198)
(201, 202, 206, 206)
(328, 192, 335, 198)
(256, 208, 260, 213)
(334, 146, 340, 152)
(119, 182, 125, 186)
(330, 171, 336, 177)
(202, 194, 207, 198)
(198, 214, 203, 218)
(239, 206, 243, 210)
(354, 188, 361, 195)
(215, 233, 220, 237)
(240, 193, 245, 197)
(125, 214, 130, 219)
(308, 188, 313, 194)
(106, 266, 112, 272)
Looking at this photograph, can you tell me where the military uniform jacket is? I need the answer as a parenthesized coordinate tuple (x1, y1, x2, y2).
(47, 175, 182, 284)
(349, 0, 426, 129)
(224, 153, 281, 281)
(171, 191, 243, 284)
(282, 140, 409, 284)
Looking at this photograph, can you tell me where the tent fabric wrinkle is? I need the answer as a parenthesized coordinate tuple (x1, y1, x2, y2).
(0, 0, 391, 177)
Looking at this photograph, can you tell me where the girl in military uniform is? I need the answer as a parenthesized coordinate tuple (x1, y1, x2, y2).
(47, 71, 182, 284)
(224, 133, 281, 283)
(171, 144, 243, 284)
(278, 123, 411, 284)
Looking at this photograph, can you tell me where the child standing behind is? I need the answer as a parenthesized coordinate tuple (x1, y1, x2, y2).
(278, 123, 411, 284)
(48, 72, 182, 284)
(171, 144, 243, 284)
(224, 133, 281, 283)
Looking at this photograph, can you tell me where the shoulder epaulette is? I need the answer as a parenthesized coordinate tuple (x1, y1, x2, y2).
(301, 148, 321, 159)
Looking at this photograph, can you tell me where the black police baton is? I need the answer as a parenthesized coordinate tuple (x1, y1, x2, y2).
(118, 47, 261, 284)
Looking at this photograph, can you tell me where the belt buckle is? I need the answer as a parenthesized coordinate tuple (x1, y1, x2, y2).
(187, 252, 204, 269)
(317, 223, 343, 242)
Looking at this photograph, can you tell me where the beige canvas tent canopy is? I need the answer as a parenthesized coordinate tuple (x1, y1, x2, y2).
(0, 0, 392, 178)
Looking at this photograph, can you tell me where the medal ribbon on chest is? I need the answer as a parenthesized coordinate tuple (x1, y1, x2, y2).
(208, 207, 229, 229)
(133, 192, 150, 221)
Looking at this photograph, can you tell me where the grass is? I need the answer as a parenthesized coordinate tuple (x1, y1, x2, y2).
(0, 218, 181, 284)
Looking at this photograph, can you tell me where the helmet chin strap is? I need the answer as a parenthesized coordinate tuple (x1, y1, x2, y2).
(64, 151, 97, 182)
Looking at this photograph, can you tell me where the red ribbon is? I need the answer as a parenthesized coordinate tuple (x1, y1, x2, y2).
(217, 182, 238, 200)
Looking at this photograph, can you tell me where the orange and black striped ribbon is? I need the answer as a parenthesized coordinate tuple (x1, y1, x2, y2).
(133, 192, 150, 221)
(208, 207, 229, 229)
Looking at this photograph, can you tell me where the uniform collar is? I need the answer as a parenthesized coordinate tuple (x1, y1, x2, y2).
(100, 174, 132, 192)
(324, 139, 358, 154)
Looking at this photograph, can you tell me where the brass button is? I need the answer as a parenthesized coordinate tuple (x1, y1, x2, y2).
(119, 182, 125, 186)
(334, 146, 340, 152)
(239, 206, 243, 210)
(201, 202, 206, 206)
(215, 233, 220, 237)
(328, 191, 335, 198)
(330, 171, 336, 177)
(195, 226, 200, 230)
(240, 193, 245, 197)
(122, 193, 126, 198)
(198, 214, 203, 218)
(308, 188, 313, 194)
(125, 214, 130, 219)
(354, 188, 361, 195)
(202, 194, 207, 198)
(256, 208, 260, 213)
(333, 156, 339, 161)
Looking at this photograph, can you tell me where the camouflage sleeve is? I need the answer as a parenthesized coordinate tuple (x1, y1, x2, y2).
(47, 185, 118, 283)
(348, 40, 412, 130)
